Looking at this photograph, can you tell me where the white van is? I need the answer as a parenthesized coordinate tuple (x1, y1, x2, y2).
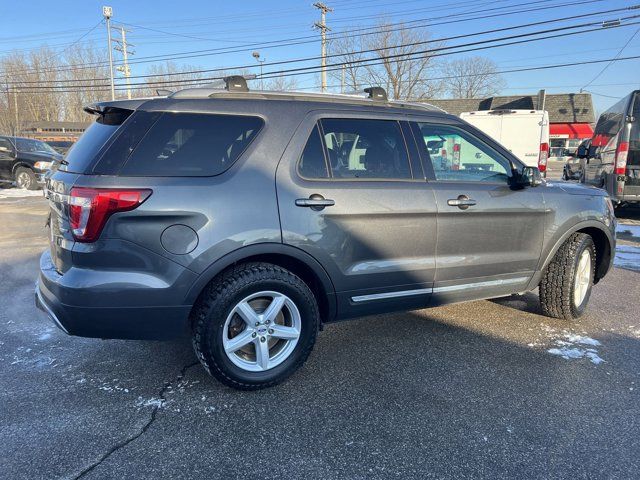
(460, 110, 550, 174)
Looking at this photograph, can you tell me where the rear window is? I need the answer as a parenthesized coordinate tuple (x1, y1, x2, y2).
(119, 113, 264, 177)
(62, 108, 134, 173)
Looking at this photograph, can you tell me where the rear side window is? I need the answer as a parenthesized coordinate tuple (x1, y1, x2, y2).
(62, 108, 134, 173)
(319, 118, 411, 179)
(119, 113, 264, 177)
(93, 111, 161, 174)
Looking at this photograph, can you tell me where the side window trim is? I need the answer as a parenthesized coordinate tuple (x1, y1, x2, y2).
(409, 121, 436, 181)
(411, 121, 514, 184)
(400, 121, 425, 180)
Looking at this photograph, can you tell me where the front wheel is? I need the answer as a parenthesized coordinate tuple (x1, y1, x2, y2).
(539, 233, 596, 320)
(14, 167, 39, 190)
(192, 262, 319, 390)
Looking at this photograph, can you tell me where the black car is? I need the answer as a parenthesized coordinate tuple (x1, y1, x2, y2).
(45, 140, 75, 155)
(0, 136, 63, 189)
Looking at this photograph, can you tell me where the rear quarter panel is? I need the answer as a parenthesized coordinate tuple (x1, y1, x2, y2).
(72, 100, 307, 298)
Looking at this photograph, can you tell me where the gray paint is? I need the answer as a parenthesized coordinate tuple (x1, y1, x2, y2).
(36, 92, 616, 340)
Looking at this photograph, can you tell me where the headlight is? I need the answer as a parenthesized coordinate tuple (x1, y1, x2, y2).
(34, 161, 53, 170)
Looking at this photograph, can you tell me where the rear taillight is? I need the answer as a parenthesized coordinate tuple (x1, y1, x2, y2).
(538, 143, 549, 172)
(69, 187, 151, 242)
(615, 141, 629, 175)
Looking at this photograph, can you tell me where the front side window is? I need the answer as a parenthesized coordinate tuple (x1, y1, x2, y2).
(320, 118, 411, 179)
(120, 113, 264, 177)
(416, 123, 511, 183)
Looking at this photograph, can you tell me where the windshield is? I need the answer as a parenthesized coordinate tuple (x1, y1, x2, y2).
(14, 138, 58, 155)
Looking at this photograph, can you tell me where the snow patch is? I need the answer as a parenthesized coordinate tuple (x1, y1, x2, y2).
(136, 397, 165, 408)
(615, 244, 640, 272)
(547, 333, 604, 365)
(616, 224, 640, 241)
(0, 188, 44, 199)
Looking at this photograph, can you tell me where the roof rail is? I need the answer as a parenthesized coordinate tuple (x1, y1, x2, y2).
(364, 86, 388, 101)
(165, 80, 444, 113)
(223, 75, 250, 92)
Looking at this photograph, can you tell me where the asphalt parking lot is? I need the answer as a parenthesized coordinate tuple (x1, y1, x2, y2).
(1, 190, 640, 480)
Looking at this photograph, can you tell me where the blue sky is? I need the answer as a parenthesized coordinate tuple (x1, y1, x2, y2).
(1, 0, 639, 114)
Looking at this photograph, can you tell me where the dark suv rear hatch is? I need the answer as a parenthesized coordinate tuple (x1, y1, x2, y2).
(46, 104, 144, 273)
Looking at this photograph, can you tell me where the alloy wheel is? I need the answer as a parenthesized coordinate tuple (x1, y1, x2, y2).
(16, 171, 31, 189)
(574, 249, 591, 306)
(222, 291, 301, 372)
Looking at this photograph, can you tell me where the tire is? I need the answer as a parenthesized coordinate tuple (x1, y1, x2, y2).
(562, 170, 568, 181)
(192, 262, 319, 390)
(539, 233, 596, 320)
(14, 167, 38, 190)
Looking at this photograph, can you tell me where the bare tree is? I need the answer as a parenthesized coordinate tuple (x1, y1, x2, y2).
(328, 21, 444, 99)
(140, 61, 206, 96)
(264, 74, 298, 91)
(442, 57, 505, 98)
(62, 45, 111, 121)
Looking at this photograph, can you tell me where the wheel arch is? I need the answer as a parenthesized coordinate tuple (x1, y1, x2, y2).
(12, 161, 33, 175)
(539, 221, 614, 285)
(185, 243, 337, 324)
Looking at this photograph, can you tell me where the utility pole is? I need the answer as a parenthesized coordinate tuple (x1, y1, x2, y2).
(103, 6, 115, 100)
(13, 87, 18, 135)
(341, 64, 345, 93)
(313, 2, 332, 92)
(114, 26, 134, 99)
(252, 51, 266, 90)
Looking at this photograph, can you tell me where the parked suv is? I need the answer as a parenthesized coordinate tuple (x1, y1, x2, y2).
(0, 136, 63, 189)
(36, 78, 616, 390)
(580, 90, 640, 205)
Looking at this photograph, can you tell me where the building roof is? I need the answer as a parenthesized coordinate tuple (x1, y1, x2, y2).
(423, 93, 595, 124)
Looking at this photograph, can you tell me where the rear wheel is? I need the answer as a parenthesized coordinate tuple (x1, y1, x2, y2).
(539, 233, 596, 320)
(192, 262, 319, 390)
(14, 167, 38, 190)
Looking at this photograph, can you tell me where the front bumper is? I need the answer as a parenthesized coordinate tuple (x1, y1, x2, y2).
(35, 172, 47, 185)
(35, 250, 193, 340)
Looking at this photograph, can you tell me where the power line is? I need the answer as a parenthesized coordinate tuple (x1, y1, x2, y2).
(10, 54, 640, 95)
(3, 4, 633, 86)
(0, 0, 608, 77)
(581, 24, 640, 90)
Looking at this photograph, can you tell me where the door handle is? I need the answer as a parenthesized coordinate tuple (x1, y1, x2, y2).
(295, 194, 335, 211)
(447, 195, 476, 210)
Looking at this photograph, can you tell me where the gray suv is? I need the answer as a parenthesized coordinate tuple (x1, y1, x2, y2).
(36, 78, 616, 390)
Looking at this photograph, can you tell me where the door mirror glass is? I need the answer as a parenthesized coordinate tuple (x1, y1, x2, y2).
(576, 144, 589, 159)
(511, 166, 543, 188)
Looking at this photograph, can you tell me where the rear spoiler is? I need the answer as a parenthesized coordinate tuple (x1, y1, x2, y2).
(83, 99, 152, 116)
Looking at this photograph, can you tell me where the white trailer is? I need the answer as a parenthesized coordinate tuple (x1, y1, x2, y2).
(460, 109, 550, 174)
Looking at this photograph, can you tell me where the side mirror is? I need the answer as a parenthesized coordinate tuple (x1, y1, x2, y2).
(510, 166, 543, 188)
(576, 144, 589, 159)
(523, 166, 543, 186)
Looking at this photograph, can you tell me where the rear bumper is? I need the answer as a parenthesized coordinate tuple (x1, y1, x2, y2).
(612, 193, 640, 203)
(35, 250, 193, 340)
